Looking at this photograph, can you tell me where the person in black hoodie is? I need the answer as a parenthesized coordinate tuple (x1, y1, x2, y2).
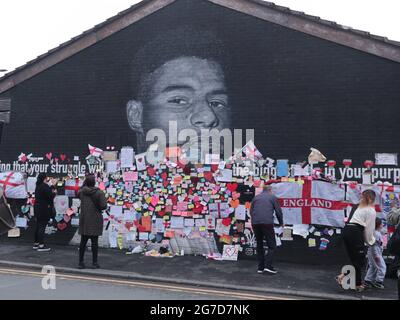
(33, 173, 56, 252)
(77, 174, 107, 269)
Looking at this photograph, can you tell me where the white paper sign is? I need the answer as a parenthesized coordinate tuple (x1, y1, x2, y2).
(120, 147, 135, 168)
(54, 195, 69, 215)
(105, 160, 120, 174)
(235, 205, 246, 221)
(375, 153, 398, 166)
(222, 245, 240, 261)
(135, 153, 147, 171)
(16, 217, 28, 228)
(27, 177, 37, 193)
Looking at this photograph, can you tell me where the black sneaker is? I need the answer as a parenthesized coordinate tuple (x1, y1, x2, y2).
(264, 267, 278, 274)
(257, 269, 264, 274)
(37, 245, 51, 252)
(364, 281, 374, 289)
(372, 282, 385, 289)
(92, 263, 100, 269)
(33, 243, 39, 250)
(78, 263, 85, 269)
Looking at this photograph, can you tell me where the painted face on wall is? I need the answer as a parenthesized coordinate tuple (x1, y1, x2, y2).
(127, 56, 232, 152)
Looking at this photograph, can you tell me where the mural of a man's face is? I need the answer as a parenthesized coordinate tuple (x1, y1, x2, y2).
(127, 56, 231, 152)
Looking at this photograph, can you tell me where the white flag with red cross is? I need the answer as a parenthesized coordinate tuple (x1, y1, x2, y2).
(88, 144, 103, 158)
(271, 180, 348, 228)
(0, 171, 28, 199)
(65, 178, 83, 197)
(242, 140, 263, 160)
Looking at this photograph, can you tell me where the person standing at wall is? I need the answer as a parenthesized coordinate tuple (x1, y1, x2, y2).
(77, 174, 107, 269)
(250, 184, 284, 275)
(33, 173, 56, 252)
(336, 189, 377, 292)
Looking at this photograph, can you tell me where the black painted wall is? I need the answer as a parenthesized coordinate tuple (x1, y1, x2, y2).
(1, 0, 400, 165)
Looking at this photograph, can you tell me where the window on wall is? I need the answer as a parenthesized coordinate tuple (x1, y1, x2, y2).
(0, 98, 11, 123)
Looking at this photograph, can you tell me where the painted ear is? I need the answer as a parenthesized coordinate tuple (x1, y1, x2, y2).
(127, 100, 144, 134)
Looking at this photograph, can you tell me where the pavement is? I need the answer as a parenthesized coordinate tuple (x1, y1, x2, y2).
(0, 241, 398, 300)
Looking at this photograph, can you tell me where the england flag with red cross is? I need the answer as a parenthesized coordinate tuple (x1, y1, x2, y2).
(271, 180, 348, 228)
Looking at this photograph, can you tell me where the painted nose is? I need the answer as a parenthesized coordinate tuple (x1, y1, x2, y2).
(190, 103, 219, 129)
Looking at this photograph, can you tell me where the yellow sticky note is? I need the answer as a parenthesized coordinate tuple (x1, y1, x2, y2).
(308, 238, 316, 247)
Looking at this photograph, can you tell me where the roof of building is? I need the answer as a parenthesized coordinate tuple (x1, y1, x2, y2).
(1, 0, 399, 94)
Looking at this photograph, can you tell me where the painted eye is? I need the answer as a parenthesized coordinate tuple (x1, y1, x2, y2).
(168, 97, 188, 105)
(209, 100, 226, 109)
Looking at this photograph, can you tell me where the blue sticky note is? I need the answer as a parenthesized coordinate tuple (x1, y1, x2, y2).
(277, 159, 289, 177)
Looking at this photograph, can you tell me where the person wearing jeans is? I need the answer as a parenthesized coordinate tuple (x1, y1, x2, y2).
(77, 174, 107, 269)
(336, 189, 377, 292)
(250, 184, 284, 274)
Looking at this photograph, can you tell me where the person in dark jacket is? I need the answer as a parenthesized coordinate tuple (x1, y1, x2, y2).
(33, 173, 56, 252)
(250, 184, 284, 274)
(77, 174, 107, 269)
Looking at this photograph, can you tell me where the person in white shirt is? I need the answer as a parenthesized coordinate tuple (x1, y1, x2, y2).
(336, 189, 377, 292)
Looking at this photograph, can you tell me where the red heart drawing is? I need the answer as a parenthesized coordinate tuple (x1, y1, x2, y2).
(364, 160, 374, 168)
(20, 155, 28, 163)
(211, 164, 219, 172)
(158, 210, 166, 217)
(46, 153, 53, 161)
(342, 159, 352, 167)
(222, 218, 232, 227)
(204, 171, 214, 182)
(57, 222, 68, 231)
(327, 160, 336, 167)
(147, 167, 156, 176)
(125, 222, 134, 231)
(227, 183, 238, 193)
(60, 154, 67, 161)
(161, 172, 168, 180)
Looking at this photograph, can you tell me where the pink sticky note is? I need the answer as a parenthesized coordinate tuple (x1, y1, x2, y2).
(151, 195, 159, 207)
(123, 171, 138, 182)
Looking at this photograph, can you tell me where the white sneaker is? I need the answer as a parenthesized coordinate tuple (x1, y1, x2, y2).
(264, 267, 278, 274)
(37, 245, 51, 252)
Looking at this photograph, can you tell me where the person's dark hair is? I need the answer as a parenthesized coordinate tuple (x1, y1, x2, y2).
(361, 189, 376, 206)
(131, 26, 230, 102)
(36, 173, 47, 187)
(375, 217, 383, 229)
(83, 174, 96, 188)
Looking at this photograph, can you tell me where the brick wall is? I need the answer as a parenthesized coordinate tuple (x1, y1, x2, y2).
(0, 0, 399, 165)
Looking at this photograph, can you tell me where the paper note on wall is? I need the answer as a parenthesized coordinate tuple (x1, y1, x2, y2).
(235, 205, 246, 220)
(277, 159, 289, 177)
(27, 177, 37, 193)
(375, 153, 398, 166)
(120, 147, 135, 168)
(16, 217, 28, 228)
(54, 195, 69, 215)
(222, 245, 240, 261)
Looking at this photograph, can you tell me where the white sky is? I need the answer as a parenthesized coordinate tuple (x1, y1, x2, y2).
(0, 0, 399, 74)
